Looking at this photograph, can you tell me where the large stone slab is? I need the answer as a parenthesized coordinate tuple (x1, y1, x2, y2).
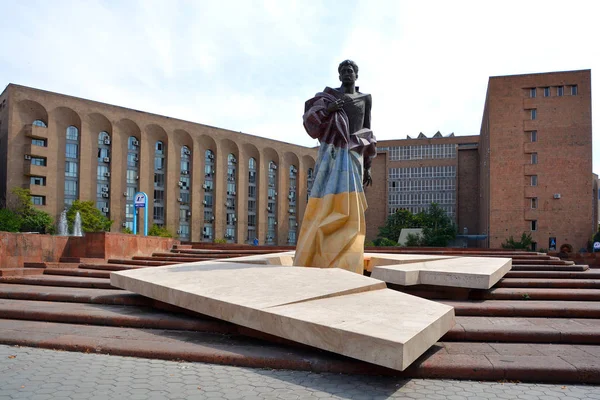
(369, 254, 512, 289)
(110, 262, 454, 371)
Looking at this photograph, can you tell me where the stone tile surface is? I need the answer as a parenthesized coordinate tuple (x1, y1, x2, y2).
(2, 345, 599, 400)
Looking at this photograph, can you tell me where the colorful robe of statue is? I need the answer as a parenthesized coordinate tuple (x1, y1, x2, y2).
(293, 87, 377, 274)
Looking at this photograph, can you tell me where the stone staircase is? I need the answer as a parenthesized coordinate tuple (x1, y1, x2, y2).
(0, 245, 599, 382)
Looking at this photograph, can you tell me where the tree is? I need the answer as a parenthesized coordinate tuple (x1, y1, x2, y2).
(419, 203, 457, 247)
(0, 209, 21, 232)
(66, 200, 113, 233)
(148, 224, 173, 238)
(7, 188, 54, 234)
(372, 237, 398, 246)
(377, 209, 421, 242)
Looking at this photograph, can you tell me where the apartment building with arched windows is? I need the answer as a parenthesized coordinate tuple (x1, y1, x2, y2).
(0, 84, 316, 245)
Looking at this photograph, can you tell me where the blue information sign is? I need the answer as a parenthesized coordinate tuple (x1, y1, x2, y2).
(133, 192, 148, 236)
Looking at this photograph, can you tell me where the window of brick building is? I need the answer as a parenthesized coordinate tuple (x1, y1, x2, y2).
(31, 196, 46, 205)
(530, 130, 537, 142)
(530, 109, 537, 120)
(571, 85, 578, 95)
(531, 175, 538, 186)
(531, 220, 537, 231)
(543, 87, 550, 97)
(530, 88, 536, 98)
(531, 197, 538, 209)
(531, 153, 538, 164)
(557, 86, 564, 96)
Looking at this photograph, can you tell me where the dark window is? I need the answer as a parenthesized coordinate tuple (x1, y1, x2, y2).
(32, 139, 47, 147)
(530, 131, 537, 142)
(530, 88, 536, 98)
(31, 157, 46, 166)
(557, 86, 564, 96)
(531, 220, 537, 231)
(531, 175, 538, 186)
(31, 196, 46, 205)
(32, 120, 47, 128)
(531, 109, 537, 120)
(543, 87, 550, 97)
(531, 198, 538, 209)
(571, 85, 578, 95)
(30, 176, 46, 186)
(531, 153, 538, 164)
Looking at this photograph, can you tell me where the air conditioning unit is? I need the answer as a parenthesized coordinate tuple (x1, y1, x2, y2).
(202, 183, 208, 189)
(178, 182, 183, 187)
(123, 192, 128, 197)
(182, 170, 189, 175)
(184, 149, 190, 155)
(104, 139, 110, 145)
(178, 197, 183, 202)
(104, 172, 111, 177)
(177, 230, 182, 234)
(102, 193, 109, 198)
(203, 200, 207, 205)
(135, 175, 139, 180)
(134, 157, 139, 162)
(233, 217, 237, 222)
(24, 154, 31, 160)
(186, 211, 191, 216)
(274, 221, 277, 225)
(122, 222, 127, 227)
(295, 223, 298, 227)
(231, 158, 236, 164)
(209, 154, 214, 159)
(103, 157, 110, 163)
(211, 216, 215, 221)
(231, 192, 236, 196)
(553, 193, 561, 199)
(102, 207, 109, 213)
(274, 192, 277, 196)
(102, 186, 109, 192)
(289, 209, 295, 214)
(132, 139, 139, 146)
(292, 168, 297, 173)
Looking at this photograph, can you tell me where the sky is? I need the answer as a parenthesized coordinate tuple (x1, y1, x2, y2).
(1, 0, 599, 169)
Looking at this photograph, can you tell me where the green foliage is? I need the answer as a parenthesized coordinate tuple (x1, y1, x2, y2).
(4, 188, 54, 234)
(148, 224, 173, 238)
(364, 240, 375, 247)
(214, 238, 227, 244)
(377, 203, 456, 247)
(419, 203, 457, 247)
(122, 227, 133, 234)
(501, 232, 533, 250)
(405, 233, 423, 247)
(372, 237, 398, 247)
(377, 209, 422, 242)
(66, 200, 113, 233)
(0, 209, 22, 232)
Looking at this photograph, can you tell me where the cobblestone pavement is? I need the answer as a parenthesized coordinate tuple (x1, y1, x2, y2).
(1, 345, 600, 400)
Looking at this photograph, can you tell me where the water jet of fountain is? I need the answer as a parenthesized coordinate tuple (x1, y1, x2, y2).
(73, 211, 83, 237)
(58, 210, 68, 236)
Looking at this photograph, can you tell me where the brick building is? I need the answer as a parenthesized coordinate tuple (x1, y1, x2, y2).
(0, 84, 316, 245)
(0, 69, 595, 249)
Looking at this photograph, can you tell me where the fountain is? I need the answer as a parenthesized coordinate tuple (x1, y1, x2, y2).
(58, 210, 68, 236)
(73, 211, 83, 237)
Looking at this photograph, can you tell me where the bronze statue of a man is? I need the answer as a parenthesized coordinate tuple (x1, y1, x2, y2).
(293, 60, 377, 274)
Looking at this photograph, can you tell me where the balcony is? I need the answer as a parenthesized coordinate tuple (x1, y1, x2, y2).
(24, 143, 48, 158)
(29, 184, 50, 198)
(24, 124, 48, 139)
(522, 120, 539, 132)
(24, 163, 47, 177)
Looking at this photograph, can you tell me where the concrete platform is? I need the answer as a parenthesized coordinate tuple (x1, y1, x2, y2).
(110, 261, 455, 371)
(369, 254, 512, 289)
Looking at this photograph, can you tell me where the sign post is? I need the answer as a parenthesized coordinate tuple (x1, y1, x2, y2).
(133, 192, 148, 236)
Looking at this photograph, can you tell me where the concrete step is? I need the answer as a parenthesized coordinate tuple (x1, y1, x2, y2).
(444, 300, 600, 318)
(0, 268, 44, 277)
(59, 257, 105, 264)
(0, 275, 114, 289)
(445, 316, 600, 344)
(152, 252, 217, 259)
(133, 256, 212, 263)
(172, 249, 288, 255)
(79, 263, 148, 271)
(474, 288, 600, 301)
(0, 283, 149, 306)
(44, 268, 110, 279)
(497, 278, 600, 289)
(510, 264, 589, 271)
(24, 262, 82, 269)
(1, 319, 598, 383)
(107, 259, 178, 266)
(505, 270, 600, 279)
(0, 298, 234, 333)
(511, 259, 575, 265)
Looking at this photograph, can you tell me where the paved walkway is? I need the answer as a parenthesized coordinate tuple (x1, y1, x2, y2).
(1, 345, 599, 400)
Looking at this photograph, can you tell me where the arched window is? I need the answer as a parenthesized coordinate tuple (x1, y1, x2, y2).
(125, 136, 140, 231)
(178, 146, 191, 240)
(153, 141, 166, 226)
(96, 131, 111, 216)
(247, 157, 257, 243)
(225, 154, 237, 243)
(202, 149, 215, 242)
(64, 126, 79, 208)
(288, 165, 298, 244)
(32, 120, 47, 128)
(267, 161, 278, 244)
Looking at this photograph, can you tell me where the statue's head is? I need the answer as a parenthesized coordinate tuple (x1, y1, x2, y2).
(338, 59, 359, 84)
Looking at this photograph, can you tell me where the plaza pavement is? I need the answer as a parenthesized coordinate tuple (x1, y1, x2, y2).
(1, 344, 599, 400)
